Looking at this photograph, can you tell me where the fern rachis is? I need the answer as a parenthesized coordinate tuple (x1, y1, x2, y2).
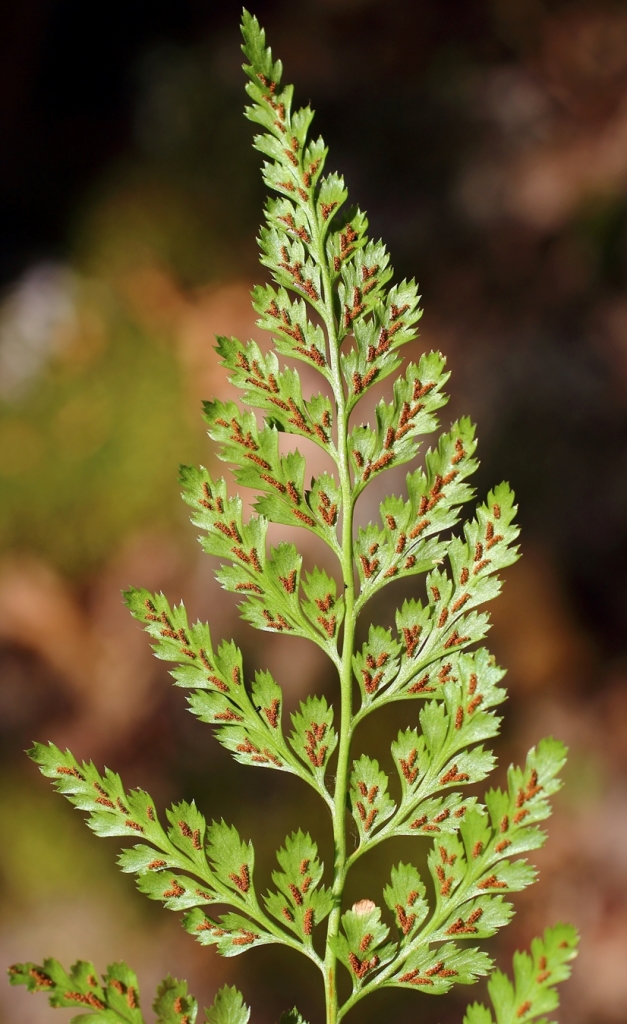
(8, 12, 577, 1024)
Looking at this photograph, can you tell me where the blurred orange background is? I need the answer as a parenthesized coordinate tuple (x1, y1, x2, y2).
(1, 1, 627, 1022)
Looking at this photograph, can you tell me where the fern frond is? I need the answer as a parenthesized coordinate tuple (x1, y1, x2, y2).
(28, 742, 321, 967)
(463, 924, 578, 1024)
(9, 961, 257, 1024)
(18, 12, 576, 1024)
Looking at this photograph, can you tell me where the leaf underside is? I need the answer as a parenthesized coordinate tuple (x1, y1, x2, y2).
(18, 9, 575, 1024)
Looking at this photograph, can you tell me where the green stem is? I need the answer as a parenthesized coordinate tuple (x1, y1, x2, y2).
(325, 540, 354, 1024)
(308, 208, 355, 1024)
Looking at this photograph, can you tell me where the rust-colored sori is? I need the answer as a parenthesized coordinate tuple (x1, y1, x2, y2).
(10, 11, 578, 1024)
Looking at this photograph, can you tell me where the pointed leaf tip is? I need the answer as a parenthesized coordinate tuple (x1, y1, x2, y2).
(279, 1010, 309, 1024)
(205, 985, 250, 1024)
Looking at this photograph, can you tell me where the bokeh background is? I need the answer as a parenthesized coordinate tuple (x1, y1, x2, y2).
(1, 0, 627, 1021)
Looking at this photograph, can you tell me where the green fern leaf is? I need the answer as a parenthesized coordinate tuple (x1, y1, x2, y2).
(463, 924, 578, 1024)
(16, 12, 577, 1024)
(8, 959, 144, 1024)
(205, 985, 250, 1024)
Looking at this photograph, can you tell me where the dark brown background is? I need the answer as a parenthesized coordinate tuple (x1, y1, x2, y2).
(1, 1, 626, 1022)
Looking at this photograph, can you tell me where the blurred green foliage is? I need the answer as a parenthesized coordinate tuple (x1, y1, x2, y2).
(0, 293, 200, 576)
(0, 776, 126, 911)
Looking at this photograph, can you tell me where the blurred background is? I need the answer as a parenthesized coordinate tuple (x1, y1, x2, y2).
(1, 0, 626, 1021)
